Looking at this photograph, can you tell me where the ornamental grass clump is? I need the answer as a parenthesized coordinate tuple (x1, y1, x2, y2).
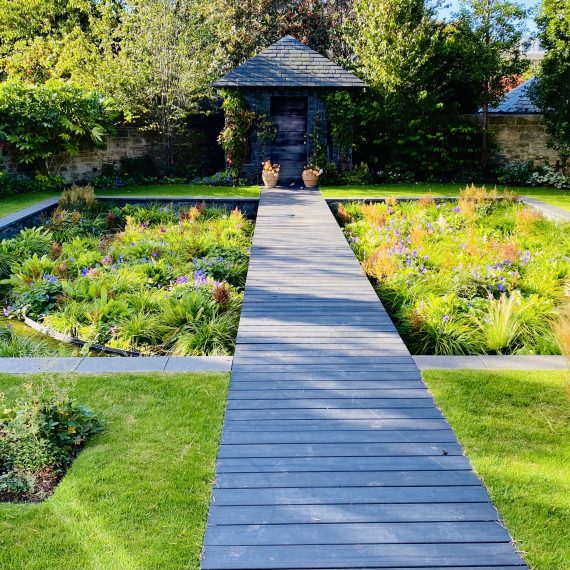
(1, 201, 253, 356)
(341, 186, 570, 355)
(0, 380, 104, 502)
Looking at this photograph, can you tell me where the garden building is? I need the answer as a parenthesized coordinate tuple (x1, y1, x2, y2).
(212, 35, 367, 184)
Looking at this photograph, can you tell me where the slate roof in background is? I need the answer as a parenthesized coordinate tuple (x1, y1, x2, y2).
(486, 78, 540, 114)
(212, 35, 367, 88)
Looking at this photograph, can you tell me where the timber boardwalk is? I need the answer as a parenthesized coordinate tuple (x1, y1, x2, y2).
(201, 188, 526, 569)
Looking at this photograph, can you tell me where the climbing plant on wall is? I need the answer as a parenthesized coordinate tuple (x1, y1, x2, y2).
(217, 91, 255, 176)
(324, 91, 356, 167)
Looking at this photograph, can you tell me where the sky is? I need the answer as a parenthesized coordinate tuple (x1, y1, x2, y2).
(438, 0, 540, 32)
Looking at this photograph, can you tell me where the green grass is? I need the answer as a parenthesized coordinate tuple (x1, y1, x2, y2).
(0, 192, 59, 218)
(98, 184, 260, 198)
(0, 372, 229, 570)
(424, 369, 570, 570)
(1, 182, 568, 219)
(320, 183, 570, 212)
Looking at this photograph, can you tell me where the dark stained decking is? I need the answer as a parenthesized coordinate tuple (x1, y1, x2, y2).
(201, 188, 526, 570)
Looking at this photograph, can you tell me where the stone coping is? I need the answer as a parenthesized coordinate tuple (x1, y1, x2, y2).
(0, 197, 59, 229)
(414, 355, 568, 370)
(0, 356, 232, 374)
(0, 355, 566, 374)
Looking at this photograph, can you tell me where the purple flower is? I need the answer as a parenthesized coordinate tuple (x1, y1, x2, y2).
(3, 306, 11, 317)
(350, 236, 359, 243)
(176, 275, 189, 284)
(452, 206, 461, 213)
(160, 227, 167, 233)
(443, 314, 450, 322)
(81, 268, 90, 277)
(69, 257, 75, 262)
(194, 270, 208, 285)
(130, 241, 136, 247)
(497, 283, 505, 292)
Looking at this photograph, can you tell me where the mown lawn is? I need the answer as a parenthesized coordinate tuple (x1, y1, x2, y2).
(98, 183, 260, 198)
(0, 192, 59, 218)
(424, 369, 570, 570)
(1, 182, 568, 219)
(0, 372, 229, 570)
(320, 183, 570, 212)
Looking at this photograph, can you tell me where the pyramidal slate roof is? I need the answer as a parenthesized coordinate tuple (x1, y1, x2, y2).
(212, 35, 367, 88)
(486, 78, 540, 114)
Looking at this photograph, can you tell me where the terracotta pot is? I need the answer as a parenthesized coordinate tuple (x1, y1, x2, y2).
(262, 171, 279, 188)
(302, 170, 319, 188)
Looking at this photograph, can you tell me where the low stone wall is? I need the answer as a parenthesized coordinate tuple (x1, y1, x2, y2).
(464, 113, 559, 167)
(2, 125, 165, 183)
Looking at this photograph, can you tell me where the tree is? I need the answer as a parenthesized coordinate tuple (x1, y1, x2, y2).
(529, 0, 570, 162)
(0, 80, 115, 174)
(455, 0, 529, 173)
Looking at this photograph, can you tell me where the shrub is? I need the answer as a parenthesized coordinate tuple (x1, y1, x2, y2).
(0, 380, 104, 501)
(496, 160, 570, 189)
(0, 80, 115, 174)
(191, 169, 247, 187)
(497, 160, 536, 185)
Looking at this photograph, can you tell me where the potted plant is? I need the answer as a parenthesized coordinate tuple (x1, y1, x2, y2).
(261, 160, 280, 188)
(302, 163, 323, 188)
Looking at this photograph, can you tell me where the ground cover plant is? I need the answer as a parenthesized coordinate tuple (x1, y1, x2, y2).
(1, 379, 103, 502)
(0, 189, 253, 355)
(0, 372, 228, 570)
(339, 186, 570, 355)
(424, 369, 570, 570)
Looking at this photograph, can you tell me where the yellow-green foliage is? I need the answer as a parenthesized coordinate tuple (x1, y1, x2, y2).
(3, 204, 252, 355)
(343, 187, 570, 354)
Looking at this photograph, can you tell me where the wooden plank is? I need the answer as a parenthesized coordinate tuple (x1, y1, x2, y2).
(215, 456, 471, 473)
(229, 380, 426, 390)
(208, 503, 498, 525)
(227, 389, 430, 399)
(221, 429, 457, 445)
(214, 470, 482, 489)
(217, 442, 463, 458)
(201, 543, 525, 569)
(226, 398, 435, 410)
(222, 418, 451, 431)
(212, 485, 491, 505)
(223, 408, 444, 421)
(204, 522, 512, 546)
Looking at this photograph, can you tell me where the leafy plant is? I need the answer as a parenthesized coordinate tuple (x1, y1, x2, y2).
(1, 202, 252, 355)
(343, 186, 570, 355)
(0, 380, 104, 501)
(0, 80, 115, 174)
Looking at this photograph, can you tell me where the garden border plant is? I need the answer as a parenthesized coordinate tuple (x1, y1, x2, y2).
(0, 378, 104, 502)
(0, 187, 253, 357)
(338, 186, 569, 356)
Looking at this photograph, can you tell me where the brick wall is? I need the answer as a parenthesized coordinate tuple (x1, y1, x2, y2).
(464, 114, 559, 166)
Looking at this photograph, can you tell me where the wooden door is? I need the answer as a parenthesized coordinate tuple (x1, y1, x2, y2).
(269, 96, 308, 184)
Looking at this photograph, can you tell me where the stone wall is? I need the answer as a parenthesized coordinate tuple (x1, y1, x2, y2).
(464, 113, 559, 167)
(2, 125, 165, 183)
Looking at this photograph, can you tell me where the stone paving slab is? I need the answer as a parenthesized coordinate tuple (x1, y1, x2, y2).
(0, 357, 83, 374)
(0, 356, 232, 374)
(165, 356, 232, 372)
(414, 355, 568, 370)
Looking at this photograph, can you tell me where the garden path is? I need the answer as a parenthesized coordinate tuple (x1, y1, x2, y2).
(201, 188, 527, 569)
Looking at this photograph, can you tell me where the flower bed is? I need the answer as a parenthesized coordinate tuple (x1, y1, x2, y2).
(339, 187, 570, 355)
(1, 199, 253, 355)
